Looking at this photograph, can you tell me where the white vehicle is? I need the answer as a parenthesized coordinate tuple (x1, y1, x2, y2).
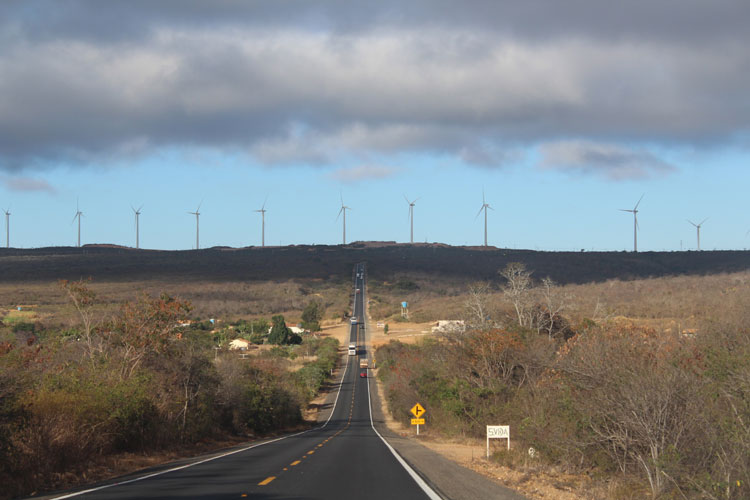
(348, 343, 357, 355)
(350, 316, 358, 324)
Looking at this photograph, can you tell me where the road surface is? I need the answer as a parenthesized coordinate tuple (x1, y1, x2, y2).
(47, 263, 440, 500)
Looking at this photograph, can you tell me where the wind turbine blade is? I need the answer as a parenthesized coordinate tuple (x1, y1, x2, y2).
(261, 195, 268, 210)
(687, 220, 697, 227)
(634, 193, 644, 211)
(404, 194, 410, 204)
(699, 217, 708, 226)
(482, 189, 486, 205)
(336, 206, 343, 221)
(618, 209, 632, 213)
(475, 206, 484, 219)
(131, 205, 136, 213)
(138, 205, 144, 213)
(413, 197, 420, 204)
(487, 204, 494, 211)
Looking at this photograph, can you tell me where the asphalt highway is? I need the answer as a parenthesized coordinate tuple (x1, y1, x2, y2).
(49, 263, 440, 500)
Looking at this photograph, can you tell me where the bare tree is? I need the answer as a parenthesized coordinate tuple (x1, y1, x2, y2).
(464, 282, 492, 330)
(59, 278, 103, 360)
(499, 262, 533, 328)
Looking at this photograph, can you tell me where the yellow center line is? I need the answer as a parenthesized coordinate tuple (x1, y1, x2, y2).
(258, 476, 276, 486)
(308, 450, 315, 454)
(290, 460, 301, 466)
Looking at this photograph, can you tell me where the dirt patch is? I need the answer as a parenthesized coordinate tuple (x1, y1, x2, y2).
(368, 320, 437, 348)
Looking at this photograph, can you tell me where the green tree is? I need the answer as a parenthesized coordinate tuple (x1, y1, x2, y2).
(268, 315, 291, 345)
(301, 300, 324, 332)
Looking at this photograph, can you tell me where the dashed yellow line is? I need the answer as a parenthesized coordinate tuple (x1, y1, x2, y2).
(257, 362, 359, 490)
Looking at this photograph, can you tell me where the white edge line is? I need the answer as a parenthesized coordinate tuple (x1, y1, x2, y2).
(51, 319, 353, 499)
(364, 288, 443, 500)
(50, 431, 306, 499)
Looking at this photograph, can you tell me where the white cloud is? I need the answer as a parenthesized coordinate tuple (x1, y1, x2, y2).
(538, 141, 676, 180)
(330, 165, 399, 183)
(2, 176, 57, 194)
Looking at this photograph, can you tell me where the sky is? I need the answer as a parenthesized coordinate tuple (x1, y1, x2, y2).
(1, 1, 749, 251)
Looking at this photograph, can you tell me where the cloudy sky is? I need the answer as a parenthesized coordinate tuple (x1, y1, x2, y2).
(1, 0, 748, 250)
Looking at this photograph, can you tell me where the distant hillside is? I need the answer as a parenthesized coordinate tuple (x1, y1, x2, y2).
(0, 242, 749, 285)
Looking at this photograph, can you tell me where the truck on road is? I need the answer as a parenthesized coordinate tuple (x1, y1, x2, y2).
(359, 358, 368, 369)
(348, 343, 357, 355)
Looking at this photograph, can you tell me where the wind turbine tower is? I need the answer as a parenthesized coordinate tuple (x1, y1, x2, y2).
(255, 198, 267, 247)
(688, 218, 708, 251)
(3, 208, 9, 249)
(72, 201, 83, 248)
(188, 202, 201, 250)
(476, 191, 493, 247)
(132, 205, 143, 249)
(619, 194, 644, 252)
(404, 195, 419, 243)
(337, 195, 350, 245)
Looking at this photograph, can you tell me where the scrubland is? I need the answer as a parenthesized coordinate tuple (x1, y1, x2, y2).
(0, 279, 343, 499)
(2, 244, 750, 499)
(376, 267, 750, 499)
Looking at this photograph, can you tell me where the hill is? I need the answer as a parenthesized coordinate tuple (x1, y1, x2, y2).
(1, 242, 749, 285)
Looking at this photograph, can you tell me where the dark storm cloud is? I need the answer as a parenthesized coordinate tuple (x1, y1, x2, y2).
(1, 1, 749, 172)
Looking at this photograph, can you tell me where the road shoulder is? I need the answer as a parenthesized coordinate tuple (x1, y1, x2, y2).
(367, 373, 527, 500)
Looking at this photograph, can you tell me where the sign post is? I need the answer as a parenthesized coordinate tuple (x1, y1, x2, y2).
(486, 425, 510, 458)
(410, 403, 426, 435)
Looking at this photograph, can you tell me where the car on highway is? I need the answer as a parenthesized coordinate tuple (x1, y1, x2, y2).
(360, 372, 367, 378)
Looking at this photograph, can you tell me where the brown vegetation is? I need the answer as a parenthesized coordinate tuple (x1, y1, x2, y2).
(0, 280, 340, 499)
(377, 264, 750, 499)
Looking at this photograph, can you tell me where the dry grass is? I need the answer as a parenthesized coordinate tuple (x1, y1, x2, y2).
(0, 278, 352, 329)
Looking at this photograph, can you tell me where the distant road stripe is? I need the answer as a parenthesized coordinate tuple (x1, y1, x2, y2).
(258, 476, 276, 486)
(290, 460, 301, 466)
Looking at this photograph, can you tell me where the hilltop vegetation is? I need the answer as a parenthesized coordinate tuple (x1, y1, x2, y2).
(1, 243, 750, 285)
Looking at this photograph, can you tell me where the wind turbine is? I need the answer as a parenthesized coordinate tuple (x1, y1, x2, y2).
(3, 207, 9, 248)
(404, 195, 419, 244)
(475, 191, 493, 247)
(188, 202, 201, 250)
(619, 194, 644, 252)
(72, 200, 83, 248)
(687, 218, 708, 251)
(336, 194, 350, 245)
(254, 197, 267, 247)
(131, 205, 143, 249)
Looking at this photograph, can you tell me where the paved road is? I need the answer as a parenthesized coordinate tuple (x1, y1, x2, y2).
(47, 263, 440, 500)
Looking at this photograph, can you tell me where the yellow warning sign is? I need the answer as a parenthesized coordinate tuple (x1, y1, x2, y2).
(410, 403, 426, 418)
(411, 418, 425, 425)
